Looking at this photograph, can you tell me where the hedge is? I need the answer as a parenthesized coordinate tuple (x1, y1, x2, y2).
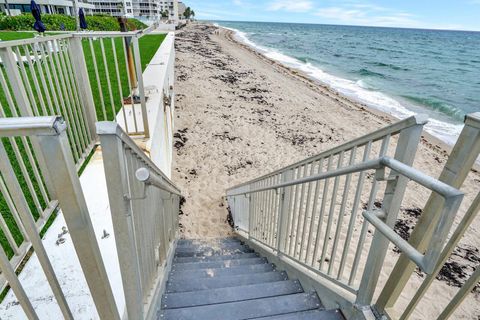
(0, 14, 147, 31)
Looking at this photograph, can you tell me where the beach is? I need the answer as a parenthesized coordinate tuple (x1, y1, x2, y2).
(172, 23, 479, 319)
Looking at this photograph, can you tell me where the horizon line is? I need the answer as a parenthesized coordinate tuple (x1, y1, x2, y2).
(205, 19, 480, 33)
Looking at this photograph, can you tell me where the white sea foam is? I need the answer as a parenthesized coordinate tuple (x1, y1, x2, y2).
(226, 26, 464, 147)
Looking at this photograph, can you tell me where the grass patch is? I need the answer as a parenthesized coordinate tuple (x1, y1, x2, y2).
(83, 33, 166, 121)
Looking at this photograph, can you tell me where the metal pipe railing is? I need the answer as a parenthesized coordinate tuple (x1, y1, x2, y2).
(0, 116, 120, 320)
(227, 113, 480, 319)
(136, 167, 182, 196)
(97, 121, 181, 319)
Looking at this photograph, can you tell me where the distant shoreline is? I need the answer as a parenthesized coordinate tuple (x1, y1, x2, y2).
(216, 24, 471, 168)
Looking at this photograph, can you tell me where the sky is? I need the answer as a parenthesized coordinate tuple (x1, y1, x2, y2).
(184, 0, 480, 31)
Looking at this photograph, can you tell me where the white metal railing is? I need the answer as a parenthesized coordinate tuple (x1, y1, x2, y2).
(0, 33, 95, 288)
(73, 30, 154, 137)
(0, 116, 120, 320)
(0, 28, 167, 289)
(226, 114, 480, 318)
(375, 112, 480, 319)
(97, 121, 181, 319)
(227, 115, 429, 297)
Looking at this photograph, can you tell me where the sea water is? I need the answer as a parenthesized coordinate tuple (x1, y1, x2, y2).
(214, 21, 480, 146)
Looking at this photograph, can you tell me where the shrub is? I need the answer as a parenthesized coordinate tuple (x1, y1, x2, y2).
(0, 14, 147, 31)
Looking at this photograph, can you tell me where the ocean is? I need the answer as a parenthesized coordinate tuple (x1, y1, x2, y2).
(214, 21, 480, 146)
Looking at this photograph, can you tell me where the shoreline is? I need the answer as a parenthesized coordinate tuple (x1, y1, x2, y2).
(220, 27, 463, 166)
(173, 23, 479, 319)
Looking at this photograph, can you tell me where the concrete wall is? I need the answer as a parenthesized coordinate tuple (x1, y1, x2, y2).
(142, 32, 175, 178)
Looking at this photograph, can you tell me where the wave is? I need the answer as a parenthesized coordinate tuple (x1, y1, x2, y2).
(367, 61, 410, 71)
(402, 95, 465, 122)
(224, 24, 464, 147)
(354, 68, 386, 78)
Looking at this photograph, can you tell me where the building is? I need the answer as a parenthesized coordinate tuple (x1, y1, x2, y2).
(158, 0, 178, 23)
(0, 0, 94, 15)
(90, 0, 134, 17)
(177, 1, 185, 19)
(91, 0, 178, 21)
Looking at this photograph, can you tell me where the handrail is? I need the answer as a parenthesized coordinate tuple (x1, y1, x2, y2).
(228, 157, 461, 198)
(228, 156, 463, 274)
(0, 34, 72, 48)
(0, 115, 66, 136)
(227, 114, 428, 191)
(96, 121, 180, 194)
(136, 167, 182, 196)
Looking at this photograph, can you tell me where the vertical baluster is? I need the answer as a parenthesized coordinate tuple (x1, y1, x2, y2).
(349, 138, 388, 285)
(53, 40, 87, 153)
(99, 38, 117, 121)
(278, 169, 294, 253)
(305, 158, 324, 265)
(300, 160, 320, 262)
(284, 167, 298, 251)
(23, 44, 48, 116)
(39, 41, 80, 161)
(68, 37, 98, 140)
(89, 38, 107, 120)
(260, 178, 270, 242)
(337, 143, 371, 280)
(328, 148, 357, 275)
(312, 155, 333, 267)
(0, 165, 28, 239)
(14, 47, 39, 116)
(293, 162, 312, 258)
(269, 174, 281, 246)
(289, 165, 305, 256)
(0, 176, 22, 254)
(132, 36, 149, 138)
(122, 36, 139, 132)
(111, 38, 129, 133)
(319, 152, 345, 271)
(31, 43, 56, 115)
(259, 179, 268, 241)
(58, 39, 90, 151)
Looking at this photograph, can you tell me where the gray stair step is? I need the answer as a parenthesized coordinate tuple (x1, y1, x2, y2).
(172, 257, 268, 271)
(159, 292, 321, 320)
(174, 252, 259, 264)
(177, 238, 240, 246)
(169, 263, 275, 280)
(175, 245, 253, 257)
(166, 271, 288, 293)
(162, 280, 304, 309)
(253, 309, 344, 320)
(176, 242, 245, 250)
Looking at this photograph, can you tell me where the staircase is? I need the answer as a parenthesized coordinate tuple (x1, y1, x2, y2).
(159, 237, 345, 319)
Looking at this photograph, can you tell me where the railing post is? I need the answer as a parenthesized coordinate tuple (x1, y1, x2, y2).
(132, 36, 150, 138)
(376, 112, 480, 312)
(356, 115, 426, 306)
(37, 118, 120, 320)
(69, 37, 98, 139)
(276, 169, 293, 254)
(97, 122, 144, 319)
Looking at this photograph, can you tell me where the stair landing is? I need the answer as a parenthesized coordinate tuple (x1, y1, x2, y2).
(158, 237, 345, 319)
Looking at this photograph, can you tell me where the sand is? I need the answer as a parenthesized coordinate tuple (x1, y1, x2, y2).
(172, 23, 479, 319)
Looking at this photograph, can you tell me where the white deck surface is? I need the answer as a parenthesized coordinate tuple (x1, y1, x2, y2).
(0, 151, 125, 319)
